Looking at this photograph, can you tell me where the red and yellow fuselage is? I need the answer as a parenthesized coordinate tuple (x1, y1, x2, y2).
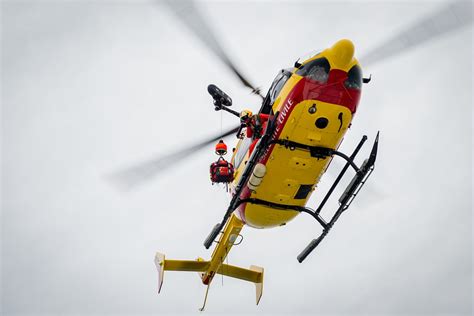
(231, 39, 363, 228)
(156, 40, 367, 298)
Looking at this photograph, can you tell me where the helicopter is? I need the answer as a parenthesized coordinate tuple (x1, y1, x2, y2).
(109, 0, 472, 310)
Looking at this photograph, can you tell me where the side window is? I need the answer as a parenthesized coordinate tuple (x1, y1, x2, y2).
(296, 57, 330, 83)
(345, 65, 362, 90)
(270, 71, 288, 103)
(259, 70, 291, 115)
(233, 134, 253, 168)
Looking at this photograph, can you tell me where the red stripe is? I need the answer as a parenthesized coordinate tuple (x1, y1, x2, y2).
(303, 69, 361, 113)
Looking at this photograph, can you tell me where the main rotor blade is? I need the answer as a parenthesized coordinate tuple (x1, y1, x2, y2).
(108, 125, 240, 191)
(162, 0, 264, 99)
(360, 0, 472, 67)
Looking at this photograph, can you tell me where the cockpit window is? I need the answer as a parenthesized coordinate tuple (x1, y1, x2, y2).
(296, 57, 330, 83)
(344, 65, 362, 90)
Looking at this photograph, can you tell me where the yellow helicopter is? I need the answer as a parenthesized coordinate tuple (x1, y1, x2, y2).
(159, 37, 378, 308)
(109, 0, 472, 310)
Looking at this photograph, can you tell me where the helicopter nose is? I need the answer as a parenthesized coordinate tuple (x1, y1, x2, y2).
(329, 39, 355, 69)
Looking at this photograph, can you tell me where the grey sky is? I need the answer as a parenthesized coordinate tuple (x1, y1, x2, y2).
(1, 1, 472, 315)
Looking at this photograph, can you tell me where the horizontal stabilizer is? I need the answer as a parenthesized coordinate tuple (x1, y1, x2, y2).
(154, 252, 209, 293)
(217, 263, 264, 304)
(162, 258, 209, 272)
(217, 263, 262, 283)
(154, 252, 264, 304)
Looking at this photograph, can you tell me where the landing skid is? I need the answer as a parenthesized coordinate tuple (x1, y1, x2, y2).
(222, 132, 379, 262)
(203, 112, 379, 262)
(296, 132, 379, 262)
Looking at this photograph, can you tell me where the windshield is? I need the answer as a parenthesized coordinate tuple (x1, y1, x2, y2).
(344, 65, 362, 90)
(296, 57, 330, 84)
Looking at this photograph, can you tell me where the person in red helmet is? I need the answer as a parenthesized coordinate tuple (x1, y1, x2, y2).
(239, 110, 270, 139)
(210, 140, 234, 184)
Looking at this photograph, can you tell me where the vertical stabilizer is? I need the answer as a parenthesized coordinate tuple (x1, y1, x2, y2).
(250, 265, 264, 305)
(154, 252, 166, 293)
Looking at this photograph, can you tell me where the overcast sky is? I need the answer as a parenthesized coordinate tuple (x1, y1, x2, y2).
(1, 0, 472, 315)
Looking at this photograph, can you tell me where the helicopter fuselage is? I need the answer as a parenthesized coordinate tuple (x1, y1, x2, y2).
(231, 42, 362, 228)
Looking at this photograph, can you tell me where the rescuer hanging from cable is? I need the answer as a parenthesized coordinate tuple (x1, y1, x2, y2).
(210, 140, 234, 185)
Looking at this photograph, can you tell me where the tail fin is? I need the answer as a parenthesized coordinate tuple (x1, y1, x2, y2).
(154, 252, 264, 304)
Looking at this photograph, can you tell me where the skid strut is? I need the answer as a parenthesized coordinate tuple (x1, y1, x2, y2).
(297, 132, 379, 262)
(204, 119, 379, 262)
(225, 133, 379, 262)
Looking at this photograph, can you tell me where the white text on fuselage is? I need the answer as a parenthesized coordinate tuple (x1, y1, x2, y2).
(260, 98, 295, 162)
(277, 99, 293, 125)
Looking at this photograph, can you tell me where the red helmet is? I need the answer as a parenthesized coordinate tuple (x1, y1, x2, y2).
(215, 140, 227, 155)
